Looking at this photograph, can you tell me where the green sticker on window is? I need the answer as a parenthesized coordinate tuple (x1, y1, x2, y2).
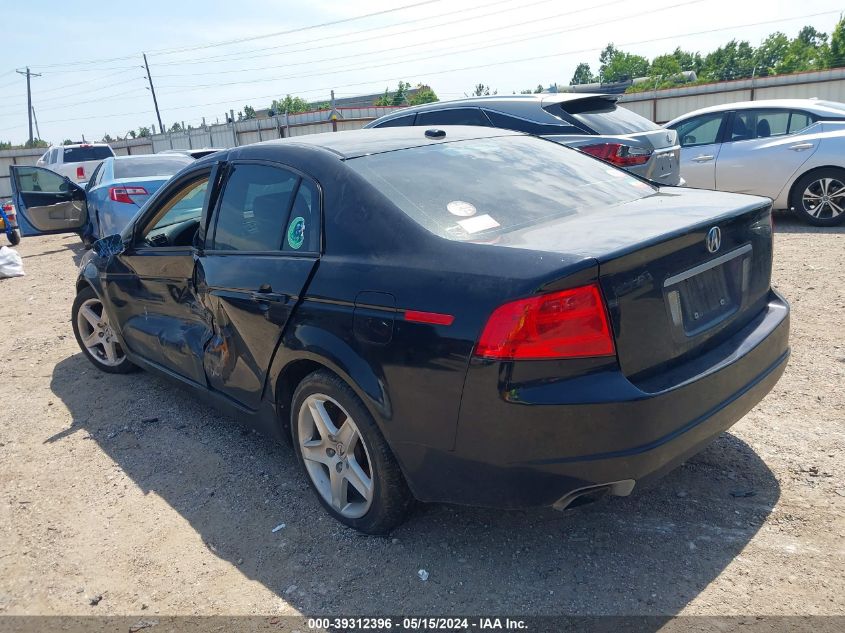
(287, 216, 306, 250)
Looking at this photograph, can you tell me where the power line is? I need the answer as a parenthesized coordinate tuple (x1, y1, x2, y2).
(152, 0, 620, 78)
(153, 0, 704, 92)
(151, 0, 551, 67)
(26, 0, 442, 69)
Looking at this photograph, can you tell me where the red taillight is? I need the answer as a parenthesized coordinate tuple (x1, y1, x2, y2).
(76, 166, 85, 179)
(580, 143, 652, 167)
(109, 186, 148, 204)
(474, 283, 615, 360)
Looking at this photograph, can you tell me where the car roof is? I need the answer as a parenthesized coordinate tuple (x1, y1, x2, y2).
(49, 142, 111, 149)
(667, 99, 845, 124)
(236, 125, 523, 160)
(367, 93, 618, 123)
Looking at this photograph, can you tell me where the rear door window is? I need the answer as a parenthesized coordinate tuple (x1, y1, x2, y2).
(347, 135, 654, 241)
(63, 146, 114, 162)
(483, 110, 584, 135)
(211, 163, 300, 251)
(729, 109, 816, 141)
(416, 108, 491, 127)
(373, 114, 416, 127)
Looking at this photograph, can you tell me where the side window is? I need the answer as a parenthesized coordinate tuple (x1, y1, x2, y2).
(484, 110, 582, 135)
(788, 111, 814, 133)
(50, 148, 60, 164)
(39, 151, 49, 164)
(14, 166, 69, 193)
(212, 164, 299, 252)
(283, 179, 319, 253)
(373, 114, 415, 128)
(416, 108, 491, 127)
(674, 113, 725, 147)
(142, 175, 209, 243)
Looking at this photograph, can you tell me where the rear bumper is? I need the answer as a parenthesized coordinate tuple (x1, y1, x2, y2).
(397, 291, 789, 507)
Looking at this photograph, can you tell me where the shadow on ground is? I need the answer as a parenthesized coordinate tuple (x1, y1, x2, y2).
(773, 210, 845, 234)
(49, 353, 779, 617)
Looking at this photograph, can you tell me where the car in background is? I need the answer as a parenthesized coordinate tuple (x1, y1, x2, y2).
(83, 154, 194, 242)
(159, 148, 225, 159)
(37, 143, 114, 184)
(365, 94, 681, 185)
(10, 127, 788, 534)
(666, 99, 845, 226)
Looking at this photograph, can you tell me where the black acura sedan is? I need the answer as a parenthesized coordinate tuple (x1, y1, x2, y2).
(10, 127, 790, 534)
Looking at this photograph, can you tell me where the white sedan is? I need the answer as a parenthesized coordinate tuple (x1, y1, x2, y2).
(666, 99, 845, 226)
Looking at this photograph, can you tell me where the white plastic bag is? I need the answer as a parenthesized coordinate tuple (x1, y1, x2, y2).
(0, 246, 24, 278)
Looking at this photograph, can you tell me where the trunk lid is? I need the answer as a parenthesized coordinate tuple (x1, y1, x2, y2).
(492, 187, 774, 382)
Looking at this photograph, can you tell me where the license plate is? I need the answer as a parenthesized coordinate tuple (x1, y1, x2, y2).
(664, 245, 751, 336)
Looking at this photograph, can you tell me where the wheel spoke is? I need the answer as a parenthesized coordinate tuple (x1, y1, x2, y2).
(803, 192, 821, 200)
(335, 420, 357, 451)
(301, 440, 331, 465)
(307, 398, 338, 440)
(330, 469, 347, 510)
(829, 200, 844, 216)
(102, 340, 117, 364)
(821, 178, 831, 196)
(829, 185, 845, 197)
(80, 305, 100, 328)
(82, 331, 100, 347)
(345, 457, 373, 501)
(810, 202, 826, 217)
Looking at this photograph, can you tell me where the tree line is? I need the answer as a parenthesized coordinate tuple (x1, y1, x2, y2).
(568, 16, 845, 92)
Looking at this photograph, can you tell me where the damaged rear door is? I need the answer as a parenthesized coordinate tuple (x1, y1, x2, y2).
(196, 160, 320, 410)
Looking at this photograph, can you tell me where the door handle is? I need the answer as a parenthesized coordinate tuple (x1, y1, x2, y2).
(251, 289, 288, 303)
(691, 154, 715, 163)
(788, 142, 814, 151)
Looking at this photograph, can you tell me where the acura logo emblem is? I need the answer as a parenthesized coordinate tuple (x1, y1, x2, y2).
(706, 226, 721, 253)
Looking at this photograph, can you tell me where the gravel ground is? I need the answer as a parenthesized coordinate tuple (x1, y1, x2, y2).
(0, 215, 842, 618)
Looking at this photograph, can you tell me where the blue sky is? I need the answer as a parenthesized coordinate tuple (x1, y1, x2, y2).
(0, 0, 842, 144)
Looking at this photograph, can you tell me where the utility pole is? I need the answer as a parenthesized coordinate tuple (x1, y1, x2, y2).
(143, 53, 164, 134)
(31, 106, 41, 140)
(16, 67, 41, 145)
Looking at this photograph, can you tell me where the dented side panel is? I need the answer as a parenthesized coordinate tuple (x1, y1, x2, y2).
(196, 253, 318, 410)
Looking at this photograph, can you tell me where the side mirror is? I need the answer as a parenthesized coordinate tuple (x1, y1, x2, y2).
(92, 234, 125, 258)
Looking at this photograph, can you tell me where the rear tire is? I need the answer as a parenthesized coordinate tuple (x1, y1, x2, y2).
(291, 370, 414, 534)
(71, 286, 137, 374)
(7, 229, 20, 246)
(791, 168, 845, 226)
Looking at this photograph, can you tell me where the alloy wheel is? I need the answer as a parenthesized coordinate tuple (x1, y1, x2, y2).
(75, 298, 125, 367)
(801, 177, 845, 220)
(297, 393, 375, 519)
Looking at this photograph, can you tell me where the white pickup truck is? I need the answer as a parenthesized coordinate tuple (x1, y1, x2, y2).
(36, 143, 115, 184)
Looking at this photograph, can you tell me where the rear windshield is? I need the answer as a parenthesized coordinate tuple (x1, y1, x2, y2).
(63, 146, 114, 162)
(347, 135, 655, 241)
(113, 156, 192, 179)
(556, 102, 658, 135)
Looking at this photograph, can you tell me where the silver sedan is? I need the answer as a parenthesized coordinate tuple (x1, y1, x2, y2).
(666, 99, 845, 226)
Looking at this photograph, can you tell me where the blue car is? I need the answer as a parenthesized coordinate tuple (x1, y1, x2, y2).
(84, 155, 193, 242)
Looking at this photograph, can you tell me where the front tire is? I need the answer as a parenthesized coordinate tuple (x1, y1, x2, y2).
(291, 370, 414, 534)
(791, 168, 845, 226)
(7, 229, 20, 246)
(71, 286, 137, 374)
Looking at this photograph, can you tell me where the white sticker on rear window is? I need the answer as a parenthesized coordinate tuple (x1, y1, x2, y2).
(457, 214, 499, 234)
(447, 200, 477, 217)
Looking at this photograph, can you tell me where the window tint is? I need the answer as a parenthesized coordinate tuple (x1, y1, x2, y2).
(283, 180, 319, 252)
(213, 164, 299, 251)
(144, 176, 209, 238)
(15, 166, 68, 193)
(63, 146, 113, 162)
(484, 110, 582, 135)
(674, 113, 725, 147)
(347, 136, 654, 241)
(555, 102, 658, 134)
(373, 114, 415, 127)
(788, 111, 813, 133)
(49, 149, 59, 163)
(416, 108, 491, 127)
(113, 156, 192, 179)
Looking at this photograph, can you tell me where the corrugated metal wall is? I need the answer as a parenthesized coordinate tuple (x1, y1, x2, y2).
(619, 68, 845, 123)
